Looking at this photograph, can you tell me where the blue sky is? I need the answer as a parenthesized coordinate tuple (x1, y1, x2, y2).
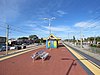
(0, 0, 100, 39)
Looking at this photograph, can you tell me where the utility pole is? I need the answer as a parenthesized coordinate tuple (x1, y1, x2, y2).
(93, 31, 96, 44)
(68, 33, 69, 43)
(80, 29, 83, 48)
(6, 24, 9, 55)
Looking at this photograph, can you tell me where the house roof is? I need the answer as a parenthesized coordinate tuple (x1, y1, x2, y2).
(43, 34, 61, 40)
(47, 34, 61, 40)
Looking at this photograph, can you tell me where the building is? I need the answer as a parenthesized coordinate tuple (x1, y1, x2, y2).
(0, 36, 6, 48)
(0, 36, 6, 44)
(8, 38, 17, 46)
(46, 34, 61, 48)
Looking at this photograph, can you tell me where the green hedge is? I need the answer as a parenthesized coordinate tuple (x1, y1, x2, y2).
(90, 44, 100, 48)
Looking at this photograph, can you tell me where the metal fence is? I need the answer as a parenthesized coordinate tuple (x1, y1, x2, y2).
(75, 45, 100, 54)
(65, 42, 100, 54)
(89, 47, 100, 54)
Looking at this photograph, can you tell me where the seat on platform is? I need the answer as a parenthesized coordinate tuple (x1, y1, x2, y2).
(31, 50, 49, 61)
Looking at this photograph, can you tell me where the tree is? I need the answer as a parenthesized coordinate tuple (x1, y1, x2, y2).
(18, 37, 28, 40)
(40, 38, 44, 43)
(73, 36, 76, 43)
(29, 35, 39, 43)
(87, 37, 94, 42)
(17, 37, 29, 45)
(84, 38, 88, 42)
(96, 36, 100, 42)
(29, 35, 38, 40)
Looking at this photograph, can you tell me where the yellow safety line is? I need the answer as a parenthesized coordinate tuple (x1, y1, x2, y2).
(78, 52, 100, 69)
(63, 43, 100, 75)
(0, 46, 43, 61)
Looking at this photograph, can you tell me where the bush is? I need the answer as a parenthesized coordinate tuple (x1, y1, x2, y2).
(90, 44, 97, 47)
(97, 45, 100, 48)
(90, 44, 93, 46)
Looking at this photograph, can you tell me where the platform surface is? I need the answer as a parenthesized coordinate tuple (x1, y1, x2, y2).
(0, 45, 87, 75)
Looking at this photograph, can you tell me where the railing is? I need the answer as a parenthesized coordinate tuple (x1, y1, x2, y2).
(89, 47, 100, 54)
(64, 42, 100, 54)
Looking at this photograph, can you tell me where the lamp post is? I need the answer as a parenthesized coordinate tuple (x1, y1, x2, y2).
(80, 25, 97, 48)
(43, 17, 56, 35)
(43, 17, 55, 49)
(87, 26, 97, 44)
(80, 29, 83, 48)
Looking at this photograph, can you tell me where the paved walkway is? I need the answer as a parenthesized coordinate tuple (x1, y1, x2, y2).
(0, 44, 87, 75)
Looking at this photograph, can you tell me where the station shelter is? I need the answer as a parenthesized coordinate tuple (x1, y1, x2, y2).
(46, 34, 61, 48)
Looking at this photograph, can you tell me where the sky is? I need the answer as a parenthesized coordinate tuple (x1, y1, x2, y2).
(0, 0, 100, 40)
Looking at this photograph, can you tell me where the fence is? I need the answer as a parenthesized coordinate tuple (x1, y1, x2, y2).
(65, 42, 100, 54)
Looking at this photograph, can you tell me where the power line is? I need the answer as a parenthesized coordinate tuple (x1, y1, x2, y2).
(0, 24, 30, 34)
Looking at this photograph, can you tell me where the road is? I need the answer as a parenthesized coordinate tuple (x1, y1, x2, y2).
(0, 44, 45, 61)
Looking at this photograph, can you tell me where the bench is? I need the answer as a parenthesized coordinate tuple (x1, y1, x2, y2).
(40, 53, 49, 61)
(31, 50, 49, 61)
(31, 50, 44, 60)
(31, 52, 39, 60)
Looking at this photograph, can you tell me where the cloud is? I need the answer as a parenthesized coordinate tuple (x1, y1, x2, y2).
(42, 25, 70, 32)
(74, 21, 100, 28)
(57, 10, 67, 17)
(18, 19, 50, 35)
(22, 20, 47, 28)
(0, 0, 21, 21)
(36, 28, 49, 34)
(57, 10, 67, 15)
(73, 21, 100, 38)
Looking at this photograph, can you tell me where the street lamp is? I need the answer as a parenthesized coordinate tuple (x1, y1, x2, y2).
(86, 26, 97, 44)
(80, 29, 83, 48)
(43, 17, 56, 35)
(43, 17, 55, 50)
(80, 25, 97, 48)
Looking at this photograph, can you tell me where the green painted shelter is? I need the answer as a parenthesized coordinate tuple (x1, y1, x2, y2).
(46, 34, 61, 48)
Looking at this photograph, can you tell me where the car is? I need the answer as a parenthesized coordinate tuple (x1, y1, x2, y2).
(10, 46, 16, 50)
(0, 46, 10, 52)
(15, 45, 22, 50)
(21, 44, 26, 49)
(21, 45, 26, 49)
